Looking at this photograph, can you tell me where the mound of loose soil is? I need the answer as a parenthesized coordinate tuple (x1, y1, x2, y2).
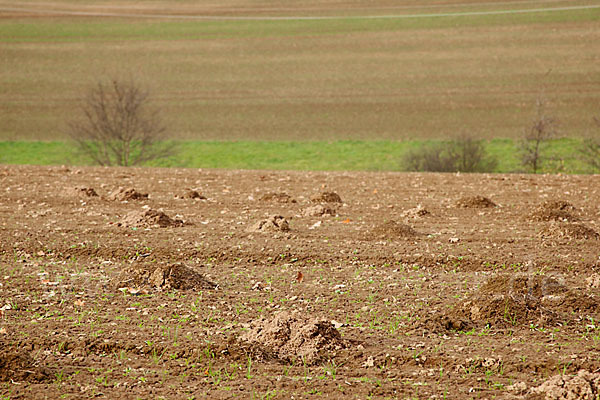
(369, 221, 419, 239)
(108, 187, 148, 201)
(531, 200, 578, 222)
(65, 186, 98, 198)
(531, 209, 579, 222)
(240, 312, 346, 365)
(531, 370, 600, 400)
(540, 200, 576, 212)
(302, 204, 336, 217)
(148, 264, 218, 290)
(310, 192, 342, 203)
(447, 274, 599, 328)
(176, 190, 206, 200)
(401, 205, 431, 218)
(118, 209, 184, 228)
(260, 192, 296, 203)
(0, 351, 52, 382)
(247, 215, 290, 233)
(586, 274, 600, 289)
(117, 263, 217, 291)
(456, 195, 496, 208)
(539, 222, 599, 241)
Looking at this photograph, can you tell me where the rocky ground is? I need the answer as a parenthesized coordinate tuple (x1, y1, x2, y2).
(0, 165, 599, 399)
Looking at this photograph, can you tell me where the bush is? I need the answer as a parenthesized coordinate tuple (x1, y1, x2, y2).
(578, 116, 600, 173)
(402, 134, 497, 173)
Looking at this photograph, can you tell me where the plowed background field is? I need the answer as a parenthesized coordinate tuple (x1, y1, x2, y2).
(1, 165, 599, 399)
(2, 0, 600, 141)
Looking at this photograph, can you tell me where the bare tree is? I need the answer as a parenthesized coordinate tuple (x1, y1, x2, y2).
(520, 97, 558, 174)
(579, 116, 600, 172)
(69, 78, 175, 166)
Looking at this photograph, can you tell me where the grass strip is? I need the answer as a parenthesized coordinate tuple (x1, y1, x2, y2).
(1, 8, 599, 43)
(0, 139, 594, 174)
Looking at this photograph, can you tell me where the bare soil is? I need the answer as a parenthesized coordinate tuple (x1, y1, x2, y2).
(1, 165, 599, 399)
(530, 200, 579, 222)
(260, 192, 296, 204)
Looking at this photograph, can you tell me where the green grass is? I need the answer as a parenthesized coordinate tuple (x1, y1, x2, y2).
(0, 139, 595, 174)
(2, 7, 598, 43)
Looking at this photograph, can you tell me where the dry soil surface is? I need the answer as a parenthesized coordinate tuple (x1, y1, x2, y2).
(0, 165, 599, 399)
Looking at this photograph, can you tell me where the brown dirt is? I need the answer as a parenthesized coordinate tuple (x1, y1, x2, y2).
(531, 370, 600, 400)
(401, 205, 431, 218)
(310, 191, 342, 203)
(108, 187, 149, 201)
(246, 215, 290, 233)
(301, 204, 336, 217)
(539, 222, 600, 241)
(368, 220, 419, 239)
(586, 274, 600, 289)
(176, 189, 206, 200)
(65, 186, 98, 198)
(539, 200, 576, 212)
(240, 311, 347, 365)
(456, 195, 496, 208)
(0, 352, 52, 383)
(447, 273, 599, 328)
(531, 209, 579, 222)
(2, 165, 600, 399)
(115, 263, 218, 291)
(531, 199, 579, 222)
(118, 208, 184, 228)
(260, 192, 296, 203)
(149, 264, 217, 290)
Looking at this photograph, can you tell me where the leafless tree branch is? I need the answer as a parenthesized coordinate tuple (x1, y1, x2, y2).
(69, 78, 175, 166)
(519, 97, 558, 174)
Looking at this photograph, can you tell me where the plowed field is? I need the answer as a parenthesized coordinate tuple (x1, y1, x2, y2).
(1, 165, 599, 399)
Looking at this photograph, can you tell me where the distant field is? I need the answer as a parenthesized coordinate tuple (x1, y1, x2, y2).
(1, 0, 599, 142)
(0, 139, 593, 174)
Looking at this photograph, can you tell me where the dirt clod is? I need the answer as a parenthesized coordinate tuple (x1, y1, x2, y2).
(241, 311, 347, 365)
(247, 215, 290, 233)
(586, 274, 600, 289)
(310, 192, 342, 203)
(0, 351, 52, 382)
(260, 192, 296, 203)
(540, 200, 576, 212)
(456, 195, 496, 208)
(119, 209, 184, 228)
(117, 263, 217, 291)
(448, 273, 598, 328)
(369, 220, 419, 239)
(176, 190, 206, 200)
(148, 263, 217, 290)
(401, 205, 431, 218)
(302, 204, 336, 217)
(66, 186, 98, 197)
(531, 370, 600, 400)
(539, 222, 599, 240)
(531, 200, 578, 222)
(108, 187, 148, 201)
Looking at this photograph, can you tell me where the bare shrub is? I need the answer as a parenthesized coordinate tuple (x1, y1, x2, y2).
(403, 142, 454, 173)
(448, 133, 497, 173)
(519, 97, 558, 174)
(579, 116, 600, 172)
(69, 78, 176, 166)
(402, 134, 497, 173)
